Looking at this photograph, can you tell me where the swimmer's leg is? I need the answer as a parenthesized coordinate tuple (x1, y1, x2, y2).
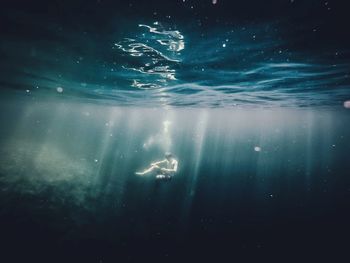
(135, 165, 159, 175)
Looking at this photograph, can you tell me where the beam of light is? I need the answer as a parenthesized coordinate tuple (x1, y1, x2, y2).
(179, 109, 209, 229)
(143, 119, 173, 152)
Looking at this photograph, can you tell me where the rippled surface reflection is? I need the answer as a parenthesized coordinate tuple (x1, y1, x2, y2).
(114, 22, 184, 89)
(0, 16, 349, 107)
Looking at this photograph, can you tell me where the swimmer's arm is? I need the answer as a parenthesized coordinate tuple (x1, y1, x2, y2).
(173, 161, 178, 172)
(161, 161, 178, 172)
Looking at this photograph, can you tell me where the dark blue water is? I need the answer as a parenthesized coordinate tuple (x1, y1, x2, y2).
(1, 0, 350, 107)
(1, 1, 350, 262)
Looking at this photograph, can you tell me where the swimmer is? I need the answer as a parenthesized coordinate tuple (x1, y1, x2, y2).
(135, 152, 178, 180)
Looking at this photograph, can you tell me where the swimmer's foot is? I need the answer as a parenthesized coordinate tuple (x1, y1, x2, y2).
(135, 172, 144, 175)
(156, 174, 169, 179)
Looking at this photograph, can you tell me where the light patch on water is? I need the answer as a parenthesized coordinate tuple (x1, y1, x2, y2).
(254, 146, 262, 152)
(131, 80, 161, 89)
(138, 23, 185, 52)
(157, 39, 185, 52)
(139, 23, 184, 40)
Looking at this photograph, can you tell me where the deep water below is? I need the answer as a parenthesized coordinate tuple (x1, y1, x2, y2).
(0, 94, 350, 261)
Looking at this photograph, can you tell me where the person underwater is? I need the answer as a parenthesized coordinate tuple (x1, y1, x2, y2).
(135, 152, 178, 180)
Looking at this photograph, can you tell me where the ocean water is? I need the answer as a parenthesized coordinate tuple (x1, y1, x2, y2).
(1, 0, 350, 262)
